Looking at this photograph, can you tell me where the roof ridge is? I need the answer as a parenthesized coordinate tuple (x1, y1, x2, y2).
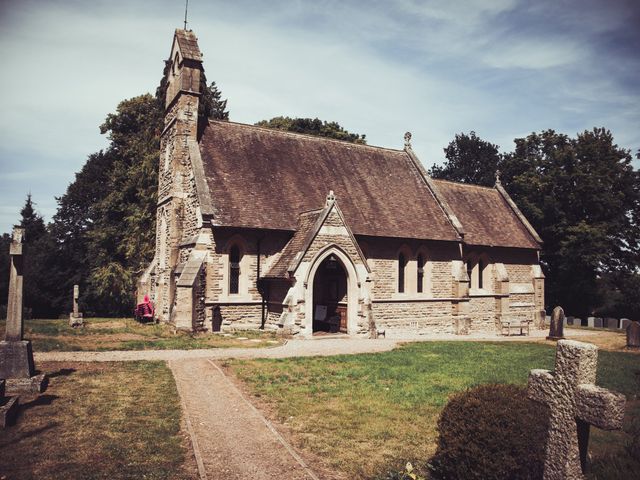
(206, 119, 405, 154)
(432, 178, 497, 191)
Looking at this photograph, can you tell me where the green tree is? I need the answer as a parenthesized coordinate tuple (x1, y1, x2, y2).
(501, 128, 640, 317)
(85, 94, 162, 315)
(255, 116, 366, 144)
(429, 131, 501, 186)
(200, 81, 229, 121)
(18, 195, 57, 318)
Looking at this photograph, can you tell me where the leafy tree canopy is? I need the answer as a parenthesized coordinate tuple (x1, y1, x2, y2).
(429, 131, 500, 187)
(255, 116, 366, 144)
(433, 128, 640, 318)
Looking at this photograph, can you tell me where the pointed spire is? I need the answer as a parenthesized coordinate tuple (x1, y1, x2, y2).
(404, 131, 412, 149)
(326, 190, 336, 206)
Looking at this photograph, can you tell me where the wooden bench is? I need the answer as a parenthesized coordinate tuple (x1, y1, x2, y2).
(500, 318, 530, 336)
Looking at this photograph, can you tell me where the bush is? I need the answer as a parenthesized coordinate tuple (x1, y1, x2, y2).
(429, 383, 548, 480)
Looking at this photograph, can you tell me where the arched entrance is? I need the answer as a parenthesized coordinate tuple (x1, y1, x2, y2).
(312, 254, 348, 334)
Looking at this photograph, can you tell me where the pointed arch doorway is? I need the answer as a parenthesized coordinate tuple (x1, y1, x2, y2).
(312, 254, 348, 334)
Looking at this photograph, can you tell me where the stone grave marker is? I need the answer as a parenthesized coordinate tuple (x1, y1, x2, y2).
(574, 318, 582, 327)
(619, 318, 630, 330)
(627, 321, 640, 349)
(528, 340, 626, 479)
(0, 226, 46, 395)
(68, 284, 83, 327)
(604, 317, 618, 329)
(547, 306, 565, 340)
(593, 318, 603, 328)
(587, 317, 595, 328)
(566, 316, 574, 326)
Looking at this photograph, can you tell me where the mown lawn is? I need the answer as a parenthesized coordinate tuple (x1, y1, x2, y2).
(228, 341, 640, 479)
(0, 317, 282, 351)
(0, 361, 196, 480)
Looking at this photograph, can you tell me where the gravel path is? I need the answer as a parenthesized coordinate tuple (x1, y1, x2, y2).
(170, 357, 320, 480)
(34, 329, 593, 363)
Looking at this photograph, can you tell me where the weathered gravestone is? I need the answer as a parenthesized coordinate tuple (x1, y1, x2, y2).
(627, 321, 640, 349)
(547, 306, 565, 340)
(620, 318, 631, 330)
(0, 379, 19, 428)
(567, 316, 574, 326)
(574, 318, 583, 327)
(68, 284, 83, 327)
(528, 340, 626, 479)
(587, 317, 595, 328)
(605, 317, 619, 329)
(0, 226, 46, 395)
(593, 318, 603, 328)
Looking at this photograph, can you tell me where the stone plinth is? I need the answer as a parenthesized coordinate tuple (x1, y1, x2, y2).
(69, 313, 83, 328)
(0, 380, 19, 428)
(0, 340, 46, 395)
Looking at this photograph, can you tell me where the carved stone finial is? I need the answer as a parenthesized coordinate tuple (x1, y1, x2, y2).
(404, 131, 412, 148)
(495, 169, 502, 186)
(326, 190, 336, 206)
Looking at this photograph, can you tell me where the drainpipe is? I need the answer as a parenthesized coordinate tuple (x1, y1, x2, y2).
(256, 235, 267, 329)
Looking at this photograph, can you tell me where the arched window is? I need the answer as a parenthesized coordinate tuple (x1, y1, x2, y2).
(398, 252, 406, 293)
(417, 253, 425, 293)
(229, 245, 241, 294)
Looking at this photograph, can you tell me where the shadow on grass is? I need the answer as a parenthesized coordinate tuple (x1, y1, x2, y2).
(20, 394, 60, 412)
(0, 421, 59, 444)
(47, 368, 76, 379)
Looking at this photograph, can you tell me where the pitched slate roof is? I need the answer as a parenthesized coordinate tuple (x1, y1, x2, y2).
(432, 179, 540, 249)
(174, 29, 202, 61)
(264, 210, 322, 279)
(199, 120, 461, 241)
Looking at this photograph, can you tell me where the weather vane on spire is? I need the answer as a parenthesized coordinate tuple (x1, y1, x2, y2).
(183, 0, 189, 30)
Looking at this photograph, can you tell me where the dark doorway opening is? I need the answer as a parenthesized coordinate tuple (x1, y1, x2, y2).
(312, 254, 348, 333)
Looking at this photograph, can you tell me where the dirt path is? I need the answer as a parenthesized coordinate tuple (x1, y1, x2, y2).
(170, 357, 319, 480)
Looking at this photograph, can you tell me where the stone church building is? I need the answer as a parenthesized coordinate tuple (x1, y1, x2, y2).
(138, 29, 545, 337)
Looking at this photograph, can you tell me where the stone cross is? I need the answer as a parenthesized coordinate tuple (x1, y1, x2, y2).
(627, 320, 640, 349)
(1, 226, 46, 395)
(528, 340, 626, 480)
(73, 284, 79, 316)
(5, 226, 25, 342)
(546, 305, 565, 340)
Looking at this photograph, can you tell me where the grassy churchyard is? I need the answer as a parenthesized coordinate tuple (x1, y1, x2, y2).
(0, 317, 282, 351)
(0, 321, 638, 479)
(227, 341, 640, 479)
(0, 361, 197, 480)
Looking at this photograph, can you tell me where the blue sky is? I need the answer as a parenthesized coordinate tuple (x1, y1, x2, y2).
(0, 0, 639, 234)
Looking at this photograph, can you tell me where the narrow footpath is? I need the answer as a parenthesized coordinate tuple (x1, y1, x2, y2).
(170, 357, 319, 480)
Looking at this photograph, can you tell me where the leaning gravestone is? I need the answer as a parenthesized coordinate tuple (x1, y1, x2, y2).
(0, 226, 46, 395)
(68, 284, 83, 327)
(627, 321, 640, 349)
(547, 306, 565, 340)
(528, 340, 626, 479)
